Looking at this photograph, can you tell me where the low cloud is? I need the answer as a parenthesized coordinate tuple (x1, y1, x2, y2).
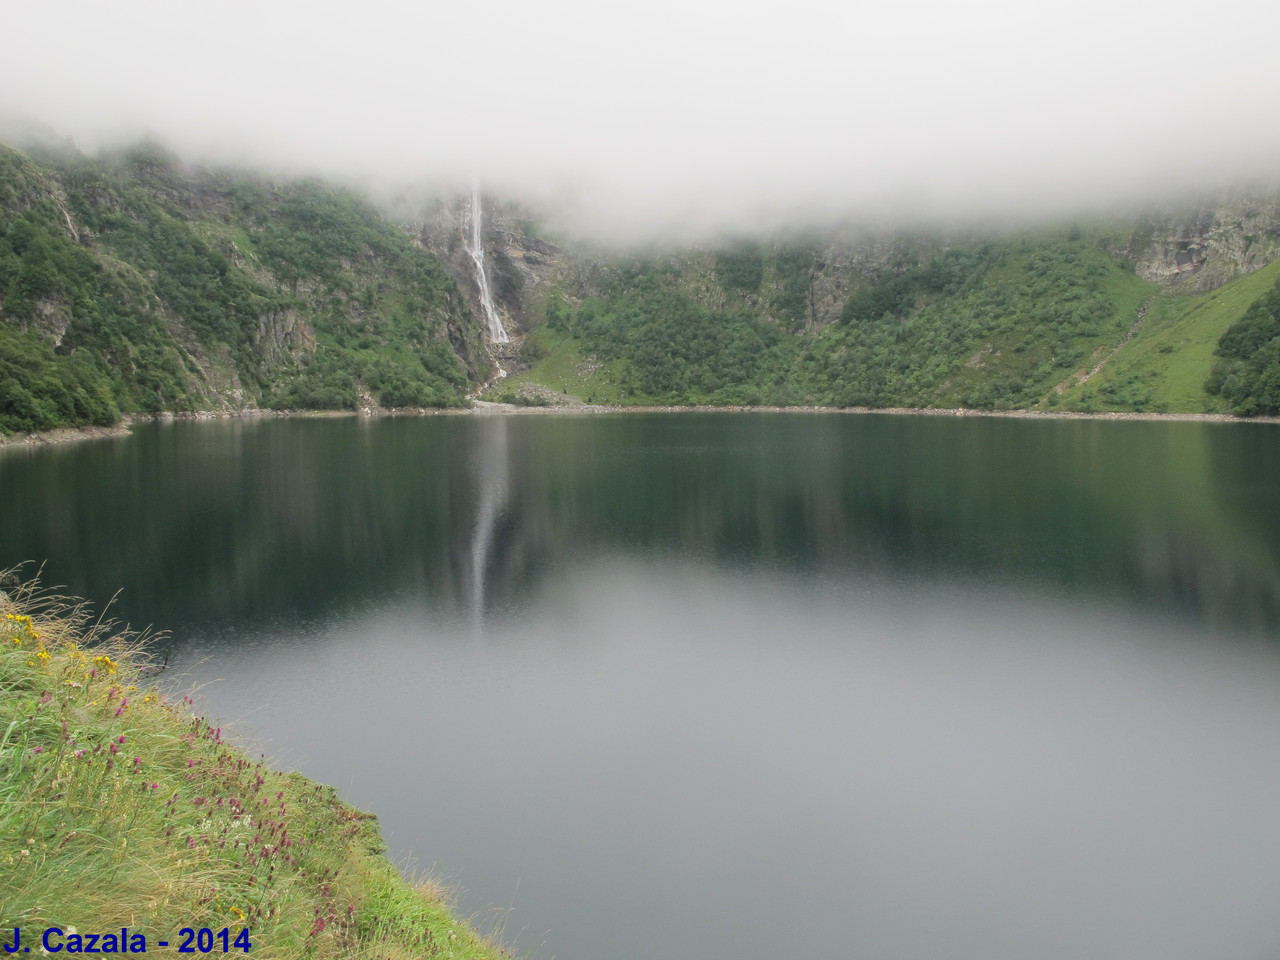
(4, 0, 1279, 240)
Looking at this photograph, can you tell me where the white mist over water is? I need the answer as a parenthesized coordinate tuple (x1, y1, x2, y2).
(464, 182, 509, 344)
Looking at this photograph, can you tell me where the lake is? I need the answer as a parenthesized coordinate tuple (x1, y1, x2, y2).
(4, 412, 1280, 959)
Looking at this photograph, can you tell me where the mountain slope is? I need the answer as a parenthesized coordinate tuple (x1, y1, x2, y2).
(470, 203, 1280, 414)
(0, 140, 489, 433)
(1060, 257, 1280, 412)
(1204, 268, 1280, 414)
(5, 133, 1280, 432)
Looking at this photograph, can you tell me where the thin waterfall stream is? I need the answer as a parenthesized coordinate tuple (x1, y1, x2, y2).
(465, 183, 509, 344)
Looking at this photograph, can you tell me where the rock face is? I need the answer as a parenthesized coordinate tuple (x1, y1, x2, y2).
(22, 297, 73, 346)
(486, 223, 563, 335)
(416, 193, 566, 338)
(255, 308, 316, 366)
(1130, 192, 1280, 292)
(806, 232, 920, 329)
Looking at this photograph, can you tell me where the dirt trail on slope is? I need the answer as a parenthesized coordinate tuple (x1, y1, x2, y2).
(1056, 297, 1154, 393)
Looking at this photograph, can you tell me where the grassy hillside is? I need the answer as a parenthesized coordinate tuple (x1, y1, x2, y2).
(0, 140, 486, 434)
(0, 575, 508, 959)
(1059, 257, 1280, 413)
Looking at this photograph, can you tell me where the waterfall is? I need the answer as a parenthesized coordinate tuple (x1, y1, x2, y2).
(464, 183, 509, 344)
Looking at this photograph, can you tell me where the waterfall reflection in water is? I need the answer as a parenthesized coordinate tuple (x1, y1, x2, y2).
(470, 416, 511, 630)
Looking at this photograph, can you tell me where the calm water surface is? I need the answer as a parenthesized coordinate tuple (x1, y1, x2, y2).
(4, 413, 1280, 959)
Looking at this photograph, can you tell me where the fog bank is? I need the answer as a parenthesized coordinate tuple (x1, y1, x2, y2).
(3, 0, 1279, 238)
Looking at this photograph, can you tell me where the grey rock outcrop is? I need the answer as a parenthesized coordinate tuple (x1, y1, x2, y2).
(255, 308, 316, 366)
(1130, 192, 1280, 292)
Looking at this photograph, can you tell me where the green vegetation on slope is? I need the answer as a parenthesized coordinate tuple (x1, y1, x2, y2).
(0, 575, 507, 959)
(216, 174, 477, 411)
(0, 147, 200, 428)
(568, 265, 802, 405)
(806, 232, 1155, 409)
(500, 229, 1166, 410)
(1206, 269, 1280, 415)
(1057, 257, 1280, 413)
(8, 132, 1280, 425)
(0, 140, 484, 433)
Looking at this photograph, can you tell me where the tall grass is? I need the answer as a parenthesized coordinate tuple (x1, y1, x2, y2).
(0, 572, 509, 959)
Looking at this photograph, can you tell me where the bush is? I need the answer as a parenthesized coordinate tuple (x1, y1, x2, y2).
(1208, 276, 1280, 414)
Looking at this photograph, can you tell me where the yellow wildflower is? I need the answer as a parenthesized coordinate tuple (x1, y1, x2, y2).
(4, 613, 38, 638)
(5, 613, 39, 643)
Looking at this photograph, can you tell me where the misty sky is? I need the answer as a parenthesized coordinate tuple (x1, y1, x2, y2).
(4, 0, 1279, 235)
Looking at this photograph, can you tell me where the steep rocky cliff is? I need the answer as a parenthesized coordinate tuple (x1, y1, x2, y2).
(415, 193, 568, 351)
(1124, 192, 1280, 292)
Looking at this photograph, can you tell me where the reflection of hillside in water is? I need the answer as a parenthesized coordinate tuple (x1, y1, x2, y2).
(469, 416, 507, 625)
(0, 415, 1277, 639)
(488, 415, 1280, 634)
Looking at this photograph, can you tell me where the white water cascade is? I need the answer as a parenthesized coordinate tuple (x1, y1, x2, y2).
(464, 183, 509, 344)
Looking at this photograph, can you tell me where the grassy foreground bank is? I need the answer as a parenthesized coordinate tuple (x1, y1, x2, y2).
(0, 575, 509, 959)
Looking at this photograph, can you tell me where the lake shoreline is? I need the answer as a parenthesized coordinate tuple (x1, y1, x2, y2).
(3, 401, 1277, 447)
(469, 401, 1279, 424)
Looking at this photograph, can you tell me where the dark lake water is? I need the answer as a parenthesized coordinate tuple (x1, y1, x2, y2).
(4, 412, 1280, 959)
